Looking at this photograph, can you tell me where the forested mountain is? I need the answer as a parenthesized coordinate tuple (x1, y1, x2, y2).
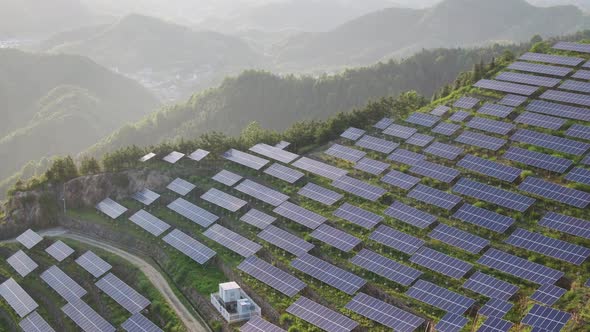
(0, 49, 158, 188)
(273, 0, 590, 70)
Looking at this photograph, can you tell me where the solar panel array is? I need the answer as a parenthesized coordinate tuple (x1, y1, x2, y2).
(162, 151, 184, 164)
(526, 99, 590, 122)
(432, 122, 461, 136)
(428, 223, 490, 254)
(345, 293, 425, 332)
(41, 265, 87, 302)
(369, 225, 425, 255)
(453, 96, 479, 109)
(331, 175, 387, 201)
(478, 317, 513, 332)
(423, 142, 463, 160)
(129, 209, 171, 236)
(162, 229, 216, 264)
(384, 200, 436, 229)
(466, 117, 515, 135)
(508, 61, 572, 77)
(188, 149, 209, 161)
(519, 52, 584, 66)
(249, 144, 301, 164)
(431, 105, 451, 116)
(406, 280, 475, 315)
(223, 149, 269, 170)
(514, 111, 566, 130)
(238, 256, 305, 297)
(506, 228, 590, 265)
(453, 178, 535, 212)
(457, 154, 521, 182)
(477, 248, 564, 284)
(168, 198, 218, 227)
(355, 135, 398, 154)
(166, 178, 195, 196)
(410, 160, 460, 183)
(519, 176, 590, 208)
(291, 253, 366, 295)
(566, 124, 590, 140)
(201, 188, 247, 212)
(513, 129, 590, 156)
(310, 224, 361, 252)
(530, 284, 566, 306)
(553, 41, 590, 53)
(573, 69, 590, 80)
(373, 117, 394, 130)
(19, 311, 56, 332)
(566, 167, 590, 185)
(96, 273, 150, 313)
(498, 95, 527, 107)
(292, 157, 347, 180)
(435, 313, 468, 332)
(521, 304, 571, 332)
(76, 250, 112, 278)
(410, 247, 473, 279)
(349, 249, 422, 286)
(539, 212, 590, 239)
(204, 224, 262, 257)
(380, 169, 420, 190)
(503, 146, 572, 173)
(240, 209, 276, 229)
(45, 240, 75, 262)
(131, 188, 160, 206)
(455, 131, 506, 151)
(273, 201, 326, 229)
(96, 198, 128, 219)
(0, 279, 37, 318)
(405, 133, 433, 147)
(388, 148, 426, 166)
(122, 313, 163, 332)
(212, 169, 243, 186)
(496, 71, 560, 87)
(541, 89, 590, 108)
(463, 271, 519, 300)
(263, 163, 304, 183)
(383, 123, 417, 139)
(408, 184, 462, 210)
(325, 144, 366, 162)
(340, 127, 366, 141)
(560, 79, 590, 94)
(452, 204, 515, 233)
(478, 298, 514, 318)
(240, 316, 286, 332)
(257, 225, 314, 256)
(333, 203, 383, 229)
(298, 183, 342, 205)
(7, 250, 37, 277)
(354, 157, 389, 175)
(478, 103, 515, 118)
(473, 79, 538, 96)
(405, 112, 439, 127)
(62, 299, 115, 332)
(235, 179, 290, 206)
(286, 297, 358, 332)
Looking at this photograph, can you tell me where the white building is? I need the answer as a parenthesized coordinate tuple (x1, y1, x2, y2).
(211, 282, 261, 323)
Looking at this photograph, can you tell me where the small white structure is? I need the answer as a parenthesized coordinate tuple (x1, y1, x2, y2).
(211, 282, 261, 323)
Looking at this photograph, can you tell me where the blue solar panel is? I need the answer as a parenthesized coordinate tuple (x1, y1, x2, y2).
(258, 225, 314, 256)
(519, 52, 584, 66)
(457, 154, 521, 182)
(349, 249, 422, 286)
(345, 293, 425, 332)
(237, 256, 305, 297)
(241, 316, 285, 332)
(405, 133, 434, 147)
(240, 209, 276, 229)
(423, 142, 463, 160)
(292, 156, 348, 180)
(167, 198, 219, 227)
(410, 160, 460, 183)
(479, 299, 514, 319)
(291, 253, 366, 295)
(530, 284, 566, 306)
(466, 117, 515, 135)
(310, 224, 361, 252)
(332, 175, 387, 201)
(380, 169, 420, 190)
(383, 124, 417, 139)
(384, 201, 436, 229)
(508, 61, 572, 77)
(432, 122, 461, 136)
(566, 167, 590, 185)
(478, 317, 513, 332)
(506, 228, 590, 265)
(166, 178, 195, 196)
(560, 79, 590, 94)
(223, 149, 269, 170)
(369, 224, 425, 254)
(405, 112, 440, 127)
(435, 313, 468, 332)
(340, 127, 366, 141)
(249, 143, 300, 164)
(478, 248, 564, 284)
(453, 178, 535, 212)
(212, 170, 242, 186)
(452, 204, 515, 233)
(388, 149, 426, 166)
(565, 124, 590, 140)
(526, 99, 590, 122)
(263, 163, 304, 183)
(406, 280, 475, 315)
(503, 146, 573, 173)
(478, 103, 515, 118)
(428, 224, 490, 254)
(496, 71, 560, 87)
(553, 41, 590, 53)
(431, 105, 451, 116)
(355, 135, 399, 154)
(541, 89, 590, 108)
(453, 97, 480, 109)
(325, 144, 366, 162)
(354, 157, 389, 175)
(374, 118, 394, 130)
(521, 304, 571, 332)
(455, 131, 506, 151)
(519, 176, 590, 208)
(514, 111, 566, 130)
(474, 79, 538, 96)
(273, 201, 326, 229)
(298, 182, 343, 205)
(463, 271, 519, 300)
(449, 110, 470, 122)
(410, 247, 472, 279)
(498, 95, 527, 108)
(539, 212, 590, 240)
(333, 203, 383, 229)
(409, 184, 462, 210)
(573, 69, 590, 80)
(287, 297, 358, 332)
(201, 188, 247, 212)
(203, 224, 262, 257)
(235, 179, 290, 206)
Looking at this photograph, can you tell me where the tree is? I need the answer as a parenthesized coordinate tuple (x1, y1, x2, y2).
(45, 156, 78, 182)
(531, 34, 543, 44)
(79, 157, 101, 175)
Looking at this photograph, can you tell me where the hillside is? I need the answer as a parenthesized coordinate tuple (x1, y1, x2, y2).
(0, 49, 159, 189)
(273, 0, 590, 70)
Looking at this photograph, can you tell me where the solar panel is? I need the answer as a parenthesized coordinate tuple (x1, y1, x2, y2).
(429, 224, 490, 254)
(384, 200, 436, 229)
(240, 316, 286, 332)
(76, 251, 112, 278)
(388, 148, 426, 166)
(96, 273, 150, 314)
(0, 278, 37, 318)
(374, 117, 394, 130)
(349, 249, 422, 286)
(162, 229, 216, 264)
(479, 299, 514, 318)
(292, 157, 348, 180)
(514, 111, 566, 130)
(541, 89, 590, 108)
(496, 71, 561, 87)
(62, 298, 115, 332)
(333, 203, 383, 229)
(474, 79, 538, 96)
(423, 142, 463, 160)
(530, 284, 566, 306)
(332, 175, 387, 201)
(201, 188, 247, 212)
(406, 280, 475, 315)
(521, 304, 571, 332)
(573, 69, 590, 80)
(455, 131, 506, 151)
(249, 143, 299, 164)
(286, 297, 358, 332)
(41, 265, 87, 302)
(369, 224, 425, 254)
(560, 79, 590, 94)
(240, 209, 276, 229)
(291, 253, 366, 295)
(566, 124, 590, 140)
(223, 149, 270, 170)
(453, 96, 479, 109)
(380, 169, 420, 190)
(340, 127, 366, 141)
(275, 141, 290, 149)
(7, 250, 37, 277)
(45, 240, 74, 262)
(566, 167, 590, 185)
(188, 149, 209, 161)
(452, 204, 515, 233)
(435, 313, 468, 332)
(382, 123, 418, 139)
(273, 201, 326, 229)
(257, 225, 314, 256)
(498, 95, 527, 108)
(204, 224, 262, 257)
(462, 271, 519, 300)
(212, 169, 243, 186)
(539, 212, 590, 240)
(162, 151, 184, 164)
(405, 112, 440, 127)
(355, 135, 399, 154)
(408, 184, 462, 210)
(19, 311, 56, 332)
(166, 178, 195, 196)
(405, 133, 434, 147)
(354, 157, 389, 175)
(453, 178, 535, 212)
(431, 105, 451, 116)
(467, 117, 515, 135)
(310, 224, 361, 252)
(477, 103, 515, 118)
(345, 293, 425, 332)
(122, 313, 163, 332)
(167, 198, 218, 227)
(553, 41, 590, 53)
(237, 256, 305, 297)
(519, 52, 584, 66)
(139, 152, 156, 162)
(96, 198, 128, 219)
(519, 176, 590, 208)
(410, 160, 460, 183)
(325, 144, 366, 162)
(129, 209, 171, 236)
(431, 122, 461, 136)
(458, 154, 521, 182)
(506, 228, 590, 265)
(477, 248, 564, 284)
(132, 188, 160, 206)
(508, 61, 572, 77)
(235, 179, 290, 206)
(410, 247, 473, 279)
(477, 317, 513, 332)
(298, 183, 343, 205)
(526, 99, 590, 122)
(503, 146, 573, 173)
